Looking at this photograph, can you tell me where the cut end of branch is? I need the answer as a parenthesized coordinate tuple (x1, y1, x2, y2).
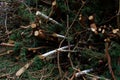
(31, 23, 37, 28)
(34, 31, 39, 36)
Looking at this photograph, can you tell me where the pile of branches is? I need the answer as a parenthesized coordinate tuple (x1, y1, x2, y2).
(0, 0, 120, 80)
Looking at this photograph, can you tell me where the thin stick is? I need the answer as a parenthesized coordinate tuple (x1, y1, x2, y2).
(36, 11, 62, 26)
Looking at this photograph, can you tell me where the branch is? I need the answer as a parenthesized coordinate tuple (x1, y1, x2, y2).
(0, 43, 14, 47)
(36, 11, 62, 26)
(105, 39, 116, 80)
(15, 45, 74, 77)
(38, 45, 74, 59)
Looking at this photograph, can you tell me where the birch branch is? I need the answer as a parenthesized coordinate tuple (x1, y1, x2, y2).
(38, 45, 74, 59)
(75, 68, 93, 77)
(36, 11, 62, 26)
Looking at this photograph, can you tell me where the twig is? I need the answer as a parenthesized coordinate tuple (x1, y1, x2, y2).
(38, 45, 74, 59)
(36, 11, 62, 26)
(56, 2, 86, 76)
(105, 40, 116, 80)
(67, 14, 80, 73)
